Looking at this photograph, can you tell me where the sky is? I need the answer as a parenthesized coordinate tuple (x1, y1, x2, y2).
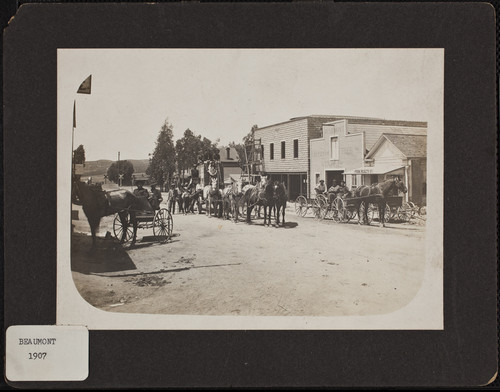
(58, 49, 443, 161)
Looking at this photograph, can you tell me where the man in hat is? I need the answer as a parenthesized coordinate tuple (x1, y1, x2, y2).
(133, 180, 150, 199)
(149, 183, 163, 210)
(315, 179, 326, 195)
(337, 180, 350, 197)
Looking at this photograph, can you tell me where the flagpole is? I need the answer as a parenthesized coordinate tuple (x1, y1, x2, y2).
(72, 99, 76, 178)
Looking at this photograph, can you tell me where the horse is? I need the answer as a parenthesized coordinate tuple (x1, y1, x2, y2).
(353, 178, 407, 227)
(204, 177, 222, 218)
(72, 179, 143, 247)
(221, 185, 233, 220)
(181, 187, 203, 214)
(221, 179, 244, 222)
(270, 181, 287, 227)
(243, 181, 274, 226)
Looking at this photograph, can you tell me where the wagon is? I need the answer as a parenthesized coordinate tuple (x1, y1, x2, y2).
(321, 194, 408, 224)
(294, 195, 326, 219)
(320, 194, 371, 223)
(112, 207, 173, 246)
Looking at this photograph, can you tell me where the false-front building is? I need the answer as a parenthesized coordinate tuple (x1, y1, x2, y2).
(309, 117, 427, 205)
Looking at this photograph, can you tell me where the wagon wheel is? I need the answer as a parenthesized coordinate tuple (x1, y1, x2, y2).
(405, 202, 417, 219)
(396, 206, 408, 222)
(153, 208, 173, 240)
(314, 194, 329, 219)
(295, 196, 308, 217)
(384, 203, 392, 223)
(319, 197, 330, 220)
(359, 201, 374, 224)
(331, 197, 344, 222)
(113, 211, 135, 245)
(312, 197, 325, 220)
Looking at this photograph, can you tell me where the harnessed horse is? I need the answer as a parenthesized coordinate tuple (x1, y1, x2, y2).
(353, 178, 407, 227)
(72, 179, 143, 247)
(243, 181, 274, 226)
(270, 180, 287, 227)
(221, 179, 244, 222)
(203, 177, 222, 218)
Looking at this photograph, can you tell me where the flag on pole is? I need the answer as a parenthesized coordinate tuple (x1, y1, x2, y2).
(77, 75, 92, 94)
(73, 100, 76, 128)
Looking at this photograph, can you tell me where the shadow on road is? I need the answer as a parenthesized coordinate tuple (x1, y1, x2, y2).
(71, 232, 137, 275)
(282, 221, 298, 229)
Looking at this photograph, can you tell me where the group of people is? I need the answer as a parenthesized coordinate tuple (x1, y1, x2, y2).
(315, 179, 350, 202)
(133, 180, 163, 210)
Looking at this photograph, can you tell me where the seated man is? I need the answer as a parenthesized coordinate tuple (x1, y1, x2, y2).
(336, 180, 350, 197)
(315, 179, 326, 195)
(148, 183, 163, 210)
(326, 180, 339, 202)
(133, 180, 150, 198)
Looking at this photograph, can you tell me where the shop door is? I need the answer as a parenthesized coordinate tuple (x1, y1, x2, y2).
(325, 170, 344, 188)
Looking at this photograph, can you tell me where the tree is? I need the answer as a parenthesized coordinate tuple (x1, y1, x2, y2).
(73, 144, 86, 164)
(107, 160, 134, 185)
(146, 120, 176, 189)
(175, 129, 219, 177)
(198, 137, 220, 163)
(236, 124, 258, 175)
(230, 141, 246, 171)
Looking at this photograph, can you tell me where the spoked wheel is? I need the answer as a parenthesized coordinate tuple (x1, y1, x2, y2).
(384, 203, 392, 223)
(295, 196, 308, 217)
(319, 197, 330, 220)
(153, 208, 173, 240)
(359, 201, 374, 224)
(332, 197, 344, 223)
(312, 197, 325, 220)
(397, 202, 416, 222)
(396, 206, 408, 222)
(113, 211, 135, 245)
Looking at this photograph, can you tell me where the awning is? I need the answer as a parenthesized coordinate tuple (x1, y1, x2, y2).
(345, 165, 405, 175)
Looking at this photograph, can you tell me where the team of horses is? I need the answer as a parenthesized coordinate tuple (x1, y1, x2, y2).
(166, 176, 288, 227)
(72, 175, 407, 249)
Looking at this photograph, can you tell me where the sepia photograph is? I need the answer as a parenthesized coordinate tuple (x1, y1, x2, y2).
(57, 48, 443, 329)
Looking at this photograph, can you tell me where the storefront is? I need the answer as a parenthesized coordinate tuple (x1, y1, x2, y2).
(346, 133, 427, 206)
(267, 172, 308, 201)
(344, 165, 408, 200)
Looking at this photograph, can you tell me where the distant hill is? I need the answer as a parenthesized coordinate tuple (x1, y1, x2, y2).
(80, 159, 150, 177)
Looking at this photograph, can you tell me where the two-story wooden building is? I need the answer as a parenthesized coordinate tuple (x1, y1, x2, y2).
(255, 115, 345, 200)
(309, 117, 427, 204)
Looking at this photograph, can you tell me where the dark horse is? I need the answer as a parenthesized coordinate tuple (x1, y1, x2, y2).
(353, 178, 407, 227)
(270, 181, 287, 227)
(182, 188, 204, 214)
(72, 179, 145, 247)
(243, 182, 274, 226)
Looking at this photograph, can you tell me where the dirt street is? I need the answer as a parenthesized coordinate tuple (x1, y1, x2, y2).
(71, 200, 426, 317)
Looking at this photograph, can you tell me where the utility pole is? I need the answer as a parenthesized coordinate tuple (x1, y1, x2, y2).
(118, 151, 120, 186)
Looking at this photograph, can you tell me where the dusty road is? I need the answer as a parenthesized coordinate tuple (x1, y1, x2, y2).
(71, 199, 426, 317)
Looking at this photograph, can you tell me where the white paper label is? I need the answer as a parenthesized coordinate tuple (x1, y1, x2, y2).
(5, 325, 88, 381)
